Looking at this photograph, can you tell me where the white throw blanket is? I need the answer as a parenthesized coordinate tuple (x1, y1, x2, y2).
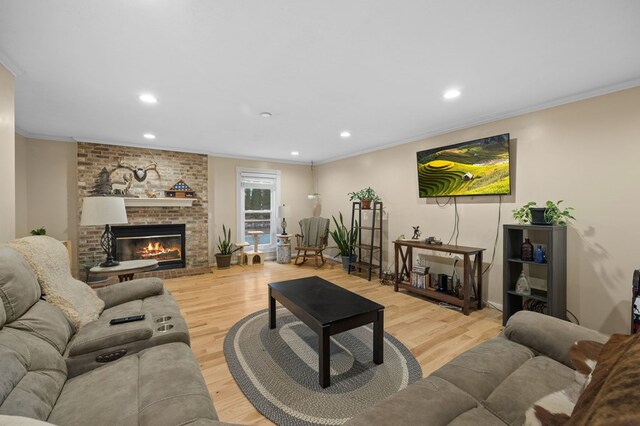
(6, 236, 104, 328)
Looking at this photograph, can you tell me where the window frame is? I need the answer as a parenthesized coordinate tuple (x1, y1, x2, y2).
(236, 167, 281, 251)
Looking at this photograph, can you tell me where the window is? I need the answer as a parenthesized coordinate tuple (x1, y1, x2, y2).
(237, 168, 281, 250)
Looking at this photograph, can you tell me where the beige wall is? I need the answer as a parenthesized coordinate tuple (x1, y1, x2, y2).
(14, 137, 78, 271)
(0, 64, 16, 242)
(208, 156, 314, 264)
(317, 87, 640, 334)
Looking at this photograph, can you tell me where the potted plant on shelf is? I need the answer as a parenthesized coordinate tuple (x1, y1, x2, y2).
(512, 200, 575, 225)
(348, 187, 381, 209)
(215, 225, 241, 269)
(329, 212, 358, 271)
(30, 227, 47, 235)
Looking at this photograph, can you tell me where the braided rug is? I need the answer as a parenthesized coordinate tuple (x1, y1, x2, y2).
(224, 307, 422, 426)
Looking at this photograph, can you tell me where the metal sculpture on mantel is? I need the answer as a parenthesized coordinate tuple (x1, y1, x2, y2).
(112, 157, 161, 182)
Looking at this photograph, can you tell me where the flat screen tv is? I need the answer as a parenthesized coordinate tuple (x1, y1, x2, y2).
(416, 133, 511, 198)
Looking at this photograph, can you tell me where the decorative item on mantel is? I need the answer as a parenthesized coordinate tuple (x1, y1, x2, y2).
(165, 179, 196, 198)
(111, 173, 133, 196)
(91, 168, 113, 196)
(112, 157, 161, 183)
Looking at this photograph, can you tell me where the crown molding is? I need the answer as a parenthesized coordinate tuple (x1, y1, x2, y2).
(0, 50, 23, 76)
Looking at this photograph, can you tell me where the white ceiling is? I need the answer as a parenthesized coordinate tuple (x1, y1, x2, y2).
(1, 1, 639, 163)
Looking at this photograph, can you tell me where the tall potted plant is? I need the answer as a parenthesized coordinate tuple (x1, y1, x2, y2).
(215, 225, 241, 269)
(348, 187, 381, 209)
(329, 212, 358, 271)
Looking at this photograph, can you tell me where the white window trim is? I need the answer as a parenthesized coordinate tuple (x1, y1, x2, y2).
(236, 167, 281, 251)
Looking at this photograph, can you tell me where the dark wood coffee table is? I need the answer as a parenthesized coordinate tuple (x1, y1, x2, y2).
(268, 276, 384, 388)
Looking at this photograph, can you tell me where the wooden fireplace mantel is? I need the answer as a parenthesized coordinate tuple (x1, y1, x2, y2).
(123, 197, 195, 207)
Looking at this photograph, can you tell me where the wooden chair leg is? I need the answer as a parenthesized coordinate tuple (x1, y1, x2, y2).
(319, 250, 326, 266)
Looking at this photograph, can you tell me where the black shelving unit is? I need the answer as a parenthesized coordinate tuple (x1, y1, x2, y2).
(348, 201, 383, 281)
(503, 224, 567, 325)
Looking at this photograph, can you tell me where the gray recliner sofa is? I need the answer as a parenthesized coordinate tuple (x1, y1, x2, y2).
(0, 246, 221, 425)
(347, 311, 609, 425)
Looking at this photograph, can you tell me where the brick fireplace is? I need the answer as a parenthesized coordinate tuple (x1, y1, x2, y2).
(77, 142, 210, 279)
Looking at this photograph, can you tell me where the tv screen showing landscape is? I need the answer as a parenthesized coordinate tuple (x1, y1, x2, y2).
(416, 133, 511, 198)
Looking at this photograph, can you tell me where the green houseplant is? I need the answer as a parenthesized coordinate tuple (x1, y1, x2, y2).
(512, 200, 575, 225)
(215, 225, 241, 269)
(348, 187, 381, 209)
(329, 212, 358, 271)
(30, 227, 47, 235)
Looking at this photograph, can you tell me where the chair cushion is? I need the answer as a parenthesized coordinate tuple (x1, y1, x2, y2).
(0, 247, 42, 323)
(48, 343, 218, 426)
(7, 236, 104, 328)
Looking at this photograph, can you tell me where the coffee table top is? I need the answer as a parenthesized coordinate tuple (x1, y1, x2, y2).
(268, 276, 384, 326)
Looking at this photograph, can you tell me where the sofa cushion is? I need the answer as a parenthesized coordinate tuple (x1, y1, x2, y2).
(567, 333, 640, 425)
(6, 300, 73, 354)
(0, 328, 67, 420)
(432, 336, 534, 401)
(485, 356, 575, 425)
(48, 342, 218, 426)
(0, 295, 5, 328)
(449, 407, 508, 425)
(0, 247, 41, 323)
(7, 236, 105, 328)
(345, 375, 480, 426)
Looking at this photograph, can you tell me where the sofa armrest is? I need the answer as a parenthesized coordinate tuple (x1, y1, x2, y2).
(68, 315, 152, 356)
(503, 311, 609, 367)
(96, 277, 164, 308)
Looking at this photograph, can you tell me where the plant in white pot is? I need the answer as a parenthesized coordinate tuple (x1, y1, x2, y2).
(329, 212, 358, 271)
(215, 225, 241, 269)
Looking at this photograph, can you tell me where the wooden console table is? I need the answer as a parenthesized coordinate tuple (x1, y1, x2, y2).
(393, 240, 484, 315)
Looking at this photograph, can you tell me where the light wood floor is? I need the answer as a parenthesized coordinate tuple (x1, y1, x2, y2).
(164, 261, 503, 425)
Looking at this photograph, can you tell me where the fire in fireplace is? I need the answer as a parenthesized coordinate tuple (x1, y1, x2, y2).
(112, 224, 186, 270)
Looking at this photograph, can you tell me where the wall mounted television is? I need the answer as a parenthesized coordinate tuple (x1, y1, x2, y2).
(416, 133, 511, 198)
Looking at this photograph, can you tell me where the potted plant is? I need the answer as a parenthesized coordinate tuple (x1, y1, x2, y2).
(30, 227, 47, 235)
(329, 212, 358, 271)
(512, 200, 575, 225)
(348, 187, 381, 209)
(215, 225, 241, 269)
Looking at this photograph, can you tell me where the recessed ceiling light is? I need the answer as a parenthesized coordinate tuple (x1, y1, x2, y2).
(291, 151, 299, 156)
(340, 131, 351, 138)
(139, 93, 158, 104)
(143, 133, 156, 140)
(260, 112, 272, 118)
(443, 89, 461, 99)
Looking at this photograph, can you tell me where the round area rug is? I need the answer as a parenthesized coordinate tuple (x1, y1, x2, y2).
(224, 308, 422, 426)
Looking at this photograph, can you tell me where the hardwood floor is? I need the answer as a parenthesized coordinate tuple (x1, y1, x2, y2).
(164, 261, 503, 425)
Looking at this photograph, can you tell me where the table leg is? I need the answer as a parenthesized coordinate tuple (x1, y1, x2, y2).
(268, 288, 276, 329)
(476, 251, 483, 309)
(319, 325, 330, 388)
(373, 309, 384, 364)
(394, 244, 399, 291)
(118, 273, 134, 282)
(463, 255, 471, 315)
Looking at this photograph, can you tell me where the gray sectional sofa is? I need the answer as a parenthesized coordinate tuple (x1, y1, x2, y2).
(347, 311, 609, 425)
(0, 246, 221, 425)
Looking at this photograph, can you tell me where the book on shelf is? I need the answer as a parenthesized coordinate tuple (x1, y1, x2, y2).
(410, 268, 429, 289)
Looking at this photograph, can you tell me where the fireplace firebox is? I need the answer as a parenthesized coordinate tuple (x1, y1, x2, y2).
(112, 224, 186, 270)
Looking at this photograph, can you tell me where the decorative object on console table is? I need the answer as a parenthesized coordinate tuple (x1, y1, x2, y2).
(503, 224, 566, 325)
(30, 226, 46, 235)
(165, 179, 196, 198)
(80, 196, 128, 267)
(278, 204, 291, 235)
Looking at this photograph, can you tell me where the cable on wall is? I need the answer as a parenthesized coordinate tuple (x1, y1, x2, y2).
(483, 195, 502, 276)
